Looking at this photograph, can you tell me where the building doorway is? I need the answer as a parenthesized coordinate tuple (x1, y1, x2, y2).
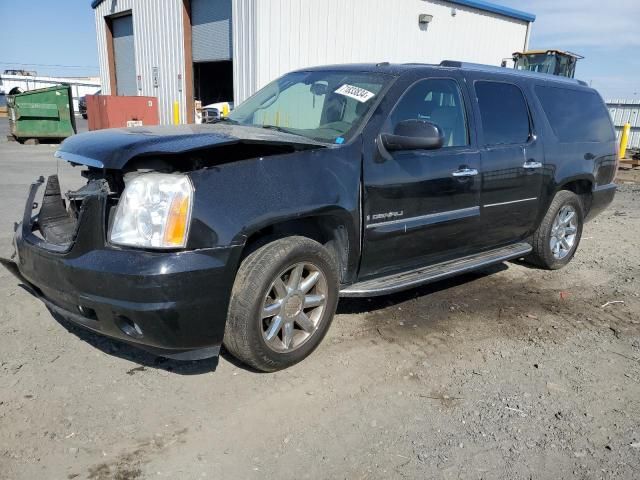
(193, 60, 233, 106)
(190, 0, 234, 111)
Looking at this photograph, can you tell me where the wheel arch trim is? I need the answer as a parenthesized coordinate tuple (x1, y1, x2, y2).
(234, 208, 360, 284)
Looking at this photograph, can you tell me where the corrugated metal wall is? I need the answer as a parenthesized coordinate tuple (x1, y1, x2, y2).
(94, 0, 187, 124)
(237, 0, 529, 102)
(607, 100, 640, 150)
(232, 0, 257, 103)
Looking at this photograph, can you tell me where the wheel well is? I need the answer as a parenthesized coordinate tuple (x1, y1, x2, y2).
(561, 179, 593, 214)
(242, 216, 351, 282)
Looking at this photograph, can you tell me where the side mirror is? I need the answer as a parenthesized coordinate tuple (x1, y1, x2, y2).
(381, 119, 444, 151)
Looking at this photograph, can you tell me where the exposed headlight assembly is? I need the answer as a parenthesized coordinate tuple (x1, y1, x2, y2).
(110, 173, 193, 249)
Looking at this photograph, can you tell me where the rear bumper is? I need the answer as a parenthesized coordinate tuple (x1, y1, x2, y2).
(7, 178, 242, 360)
(585, 184, 616, 222)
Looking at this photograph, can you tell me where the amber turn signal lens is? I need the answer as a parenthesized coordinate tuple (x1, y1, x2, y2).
(163, 193, 191, 247)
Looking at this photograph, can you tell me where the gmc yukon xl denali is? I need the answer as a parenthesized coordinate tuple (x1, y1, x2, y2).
(2, 62, 617, 371)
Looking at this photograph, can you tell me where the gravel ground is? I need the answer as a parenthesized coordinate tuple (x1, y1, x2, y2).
(1, 119, 639, 479)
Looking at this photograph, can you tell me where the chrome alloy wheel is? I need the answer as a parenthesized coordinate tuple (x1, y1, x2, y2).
(550, 205, 578, 259)
(261, 262, 328, 352)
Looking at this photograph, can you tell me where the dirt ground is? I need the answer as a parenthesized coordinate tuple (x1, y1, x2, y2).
(1, 121, 639, 479)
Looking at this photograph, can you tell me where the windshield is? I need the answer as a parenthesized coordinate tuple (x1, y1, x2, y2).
(228, 70, 391, 144)
(515, 53, 557, 75)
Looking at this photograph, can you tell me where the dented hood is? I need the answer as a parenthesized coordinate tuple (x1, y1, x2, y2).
(54, 123, 326, 170)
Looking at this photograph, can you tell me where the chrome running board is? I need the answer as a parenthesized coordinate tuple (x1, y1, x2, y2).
(340, 242, 531, 297)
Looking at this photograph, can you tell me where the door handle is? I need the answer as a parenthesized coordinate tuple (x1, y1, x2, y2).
(452, 168, 479, 177)
(523, 160, 543, 169)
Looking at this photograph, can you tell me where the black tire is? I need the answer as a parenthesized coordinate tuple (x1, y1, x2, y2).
(527, 190, 584, 270)
(223, 236, 339, 372)
(82, 114, 88, 119)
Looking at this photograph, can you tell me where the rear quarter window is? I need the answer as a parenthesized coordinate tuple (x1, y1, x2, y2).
(535, 85, 615, 143)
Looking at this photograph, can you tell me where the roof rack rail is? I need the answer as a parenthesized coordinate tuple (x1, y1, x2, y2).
(439, 60, 588, 86)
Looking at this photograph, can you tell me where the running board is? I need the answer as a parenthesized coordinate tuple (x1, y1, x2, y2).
(340, 242, 531, 297)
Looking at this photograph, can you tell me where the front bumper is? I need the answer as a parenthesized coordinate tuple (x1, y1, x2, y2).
(6, 178, 242, 360)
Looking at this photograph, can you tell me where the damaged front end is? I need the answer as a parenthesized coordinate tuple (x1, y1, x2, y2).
(3, 123, 330, 360)
(5, 160, 241, 361)
(23, 166, 117, 252)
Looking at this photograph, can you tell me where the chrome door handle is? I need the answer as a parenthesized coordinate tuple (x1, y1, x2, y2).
(523, 160, 543, 169)
(452, 168, 478, 177)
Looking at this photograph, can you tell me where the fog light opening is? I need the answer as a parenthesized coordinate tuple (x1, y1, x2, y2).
(77, 305, 97, 320)
(115, 316, 143, 339)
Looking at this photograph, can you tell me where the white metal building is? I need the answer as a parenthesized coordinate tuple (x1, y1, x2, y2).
(607, 99, 640, 150)
(92, 0, 535, 124)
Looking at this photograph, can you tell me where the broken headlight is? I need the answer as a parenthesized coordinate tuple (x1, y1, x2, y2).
(110, 173, 193, 249)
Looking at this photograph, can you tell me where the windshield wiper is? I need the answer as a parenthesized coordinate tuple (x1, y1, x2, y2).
(225, 122, 323, 143)
(258, 124, 301, 136)
(212, 117, 238, 124)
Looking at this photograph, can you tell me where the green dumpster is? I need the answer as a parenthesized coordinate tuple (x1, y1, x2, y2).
(7, 84, 77, 142)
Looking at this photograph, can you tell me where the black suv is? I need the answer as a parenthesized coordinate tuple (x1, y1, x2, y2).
(3, 62, 617, 371)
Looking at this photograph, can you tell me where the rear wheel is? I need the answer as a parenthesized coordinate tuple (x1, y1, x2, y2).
(527, 190, 584, 269)
(224, 236, 339, 372)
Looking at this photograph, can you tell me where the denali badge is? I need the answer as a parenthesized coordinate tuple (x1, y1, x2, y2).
(367, 211, 404, 222)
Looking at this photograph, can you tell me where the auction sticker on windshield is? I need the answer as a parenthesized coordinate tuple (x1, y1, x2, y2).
(334, 84, 375, 103)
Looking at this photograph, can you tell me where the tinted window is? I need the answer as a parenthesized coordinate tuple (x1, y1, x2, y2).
(536, 86, 614, 143)
(475, 81, 530, 145)
(390, 78, 468, 147)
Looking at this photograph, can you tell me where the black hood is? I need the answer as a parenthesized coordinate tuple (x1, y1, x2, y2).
(55, 123, 326, 170)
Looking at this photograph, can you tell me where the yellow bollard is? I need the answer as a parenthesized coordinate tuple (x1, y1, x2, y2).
(173, 101, 180, 125)
(619, 122, 631, 159)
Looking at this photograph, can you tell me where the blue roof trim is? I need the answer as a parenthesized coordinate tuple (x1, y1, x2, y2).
(447, 0, 536, 22)
(91, 0, 104, 8)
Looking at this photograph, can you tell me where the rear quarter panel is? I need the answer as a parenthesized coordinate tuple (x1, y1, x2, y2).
(526, 82, 617, 218)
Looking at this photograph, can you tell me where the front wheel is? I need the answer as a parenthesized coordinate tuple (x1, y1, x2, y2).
(527, 190, 584, 269)
(223, 236, 339, 372)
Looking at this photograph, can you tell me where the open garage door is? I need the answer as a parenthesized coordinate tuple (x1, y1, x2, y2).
(192, 0, 232, 62)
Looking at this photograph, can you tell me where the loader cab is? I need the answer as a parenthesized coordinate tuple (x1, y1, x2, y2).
(512, 50, 583, 79)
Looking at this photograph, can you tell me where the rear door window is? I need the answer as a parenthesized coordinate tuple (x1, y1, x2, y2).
(535, 86, 614, 143)
(475, 81, 530, 145)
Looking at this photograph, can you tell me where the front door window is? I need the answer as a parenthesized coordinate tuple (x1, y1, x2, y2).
(387, 78, 468, 148)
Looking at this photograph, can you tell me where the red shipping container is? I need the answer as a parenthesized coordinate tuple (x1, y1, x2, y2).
(86, 95, 159, 131)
